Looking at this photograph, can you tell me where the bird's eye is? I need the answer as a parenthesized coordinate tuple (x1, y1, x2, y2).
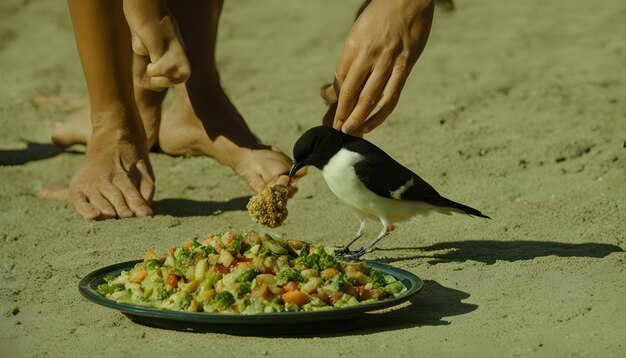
(307, 146, 313, 153)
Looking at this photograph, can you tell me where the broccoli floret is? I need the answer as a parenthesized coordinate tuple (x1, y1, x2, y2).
(344, 275, 358, 286)
(316, 248, 337, 270)
(370, 269, 387, 288)
(174, 247, 192, 264)
(229, 239, 243, 254)
(237, 282, 251, 298)
(384, 281, 404, 295)
(179, 294, 192, 310)
(174, 268, 188, 279)
(144, 259, 159, 270)
(236, 270, 257, 283)
(294, 246, 337, 270)
(191, 240, 216, 257)
(276, 268, 304, 285)
(156, 285, 174, 300)
(332, 273, 347, 289)
(213, 291, 235, 309)
(97, 282, 125, 295)
(308, 297, 329, 308)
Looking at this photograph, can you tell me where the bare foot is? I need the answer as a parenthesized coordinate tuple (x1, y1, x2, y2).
(159, 85, 305, 195)
(50, 107, 91, 148)
(123, 0, 190, 90)
(49, 88, 165, 149)
(67, 110, 154, 220)
(38, 184, 69, 201)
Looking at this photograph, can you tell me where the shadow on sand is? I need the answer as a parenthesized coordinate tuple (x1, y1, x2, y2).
(125, 280, 476, 336)
(372, 240, 624, 265)
(151, 197, 250, 217)
(0, 142, 77, 166)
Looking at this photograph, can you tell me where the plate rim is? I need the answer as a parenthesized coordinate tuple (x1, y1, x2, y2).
(78, 259, 423, 325)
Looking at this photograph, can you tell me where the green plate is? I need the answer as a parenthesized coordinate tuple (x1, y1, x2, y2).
(79, 259, 423, 333)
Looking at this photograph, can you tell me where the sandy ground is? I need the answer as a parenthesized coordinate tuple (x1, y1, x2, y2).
(1, 0, 625, 357)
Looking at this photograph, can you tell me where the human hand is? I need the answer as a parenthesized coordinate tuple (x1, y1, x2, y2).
(123, 0, 191, 91)
(233, 147, 307, 198)
(322, 0, 434, 136)
(68, 131, 155, 219)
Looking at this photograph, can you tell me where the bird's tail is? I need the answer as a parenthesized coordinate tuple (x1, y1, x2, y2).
(428, 196, 491, 219)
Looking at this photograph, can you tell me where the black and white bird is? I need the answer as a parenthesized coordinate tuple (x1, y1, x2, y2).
(288, 126, 490, 258)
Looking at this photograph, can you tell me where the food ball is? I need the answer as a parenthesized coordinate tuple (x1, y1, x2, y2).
(247, 185, 289, 228)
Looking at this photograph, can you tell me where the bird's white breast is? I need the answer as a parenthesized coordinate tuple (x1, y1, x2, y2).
(321, 148, 434, 226)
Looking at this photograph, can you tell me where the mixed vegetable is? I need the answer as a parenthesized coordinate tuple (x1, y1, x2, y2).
(97, 232, 406, 314)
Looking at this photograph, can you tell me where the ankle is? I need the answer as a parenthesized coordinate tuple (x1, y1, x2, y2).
(90, 108, 146, 144)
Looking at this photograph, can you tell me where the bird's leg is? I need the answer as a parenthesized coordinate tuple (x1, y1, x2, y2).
(334, 218, 366, 256)
(345, 223, 394, 259)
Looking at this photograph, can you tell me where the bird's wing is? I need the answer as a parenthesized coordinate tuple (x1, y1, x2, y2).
(348, 142, 440, 201)
(348, 142, 490, 218)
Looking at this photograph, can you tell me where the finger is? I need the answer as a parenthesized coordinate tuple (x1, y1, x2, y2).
(69, 190, 101, 220)
(360, 69, 407, 134)
(287, 185, 299, 198)
(276, 175, 298, 198)
(334, 56, 371, 131)
(341, 64, 392, 134)
(147, 75, 174, 92)
(131, 31, 149, 57)
(100, 185, 134, 218)
(113, 174, 153, 218)
(134, 53, 165, 91)
(146, 60, 189, 86)
(332, 48, 354, 127)
(320, 83, 338, 104)
(274, 175, 290, 187)
(136, 160, 156, 205)
(86, 191, 117, 220)
(248, 174, 267, 194)
(133, 52, 149, 83)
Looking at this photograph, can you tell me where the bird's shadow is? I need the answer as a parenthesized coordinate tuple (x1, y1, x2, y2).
(372, 240, 624, 265)
(0, 142, 81, 166)
(125, 279, 476, 336)
(151, 197, 250, 217)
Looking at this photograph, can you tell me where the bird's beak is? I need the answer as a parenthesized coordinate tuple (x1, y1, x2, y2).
(288, 161, 305, 178)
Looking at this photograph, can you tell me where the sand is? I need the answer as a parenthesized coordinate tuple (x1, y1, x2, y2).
(1, 0, 625, 357)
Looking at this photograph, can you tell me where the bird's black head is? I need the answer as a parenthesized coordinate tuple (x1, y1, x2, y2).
(289, 126, 351, 177)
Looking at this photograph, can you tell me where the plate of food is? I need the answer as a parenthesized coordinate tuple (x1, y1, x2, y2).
(79, 231, 423, 331)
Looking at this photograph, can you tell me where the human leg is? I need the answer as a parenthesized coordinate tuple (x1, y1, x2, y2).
(50, 0, 188, 149)
(65, 0, 154, 219)
(159, 0, 303, 194)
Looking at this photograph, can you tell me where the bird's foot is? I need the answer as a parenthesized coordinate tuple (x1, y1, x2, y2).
(334, 247, 365, 257)
(336, 247, 369, 260)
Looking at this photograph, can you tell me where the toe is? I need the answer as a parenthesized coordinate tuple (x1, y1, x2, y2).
(49, 107, 91, 148)
(38, 184, 69, 201)
(137, 166, 155, 204)
(113, 174, 153, 218)
(69, 191, 101, 220)
(101, 185, 134, 218)
(88, 193, 117, 220)
(50, 122, 78, 148)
